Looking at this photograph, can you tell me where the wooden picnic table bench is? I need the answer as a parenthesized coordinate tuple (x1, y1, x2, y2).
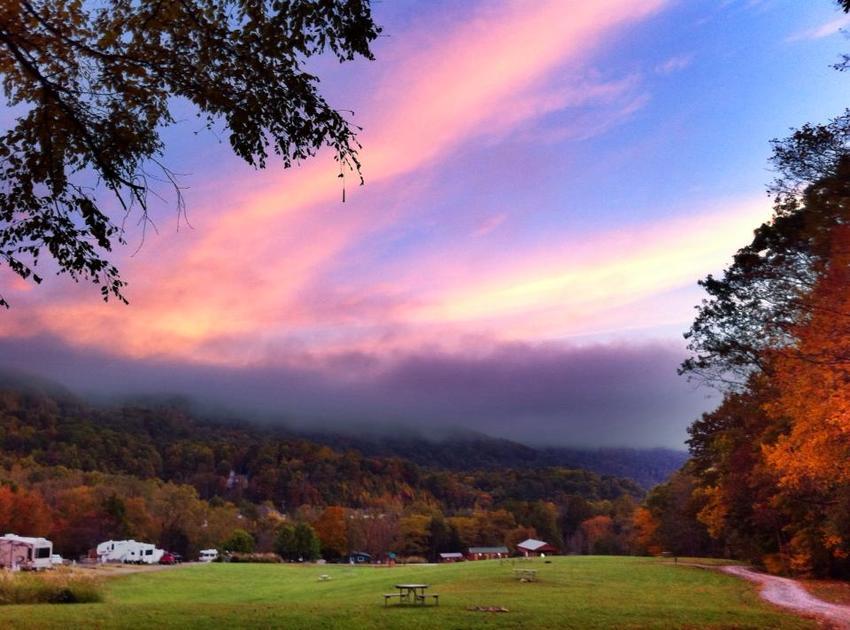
(383, 583, 439, 606)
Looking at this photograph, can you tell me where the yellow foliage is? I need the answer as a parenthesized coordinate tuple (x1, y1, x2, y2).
(694, 486, 728, 539)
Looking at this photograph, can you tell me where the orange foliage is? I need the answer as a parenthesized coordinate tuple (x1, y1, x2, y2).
(761, 226, 850, 566)
(764, 225, 850, 492)
(581, 515, 613, 552)
(312, 506, 348, 558)
(632, 507, 661, 555)
(0, 485, 52, 536)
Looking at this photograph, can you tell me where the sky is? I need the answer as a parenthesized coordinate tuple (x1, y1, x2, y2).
(1, 0, 849, 448)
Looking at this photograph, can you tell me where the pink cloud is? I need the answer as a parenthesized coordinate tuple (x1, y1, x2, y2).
(0, 0, 672, 364)
(277, 197, 773, 355)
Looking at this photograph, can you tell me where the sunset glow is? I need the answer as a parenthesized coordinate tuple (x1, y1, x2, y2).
(2, 0, 849, 447)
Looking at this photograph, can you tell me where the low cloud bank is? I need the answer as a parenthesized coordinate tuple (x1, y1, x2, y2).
(0, 335, 715, 448)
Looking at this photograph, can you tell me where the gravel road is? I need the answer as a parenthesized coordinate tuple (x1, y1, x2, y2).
(723, 565, 850, 628)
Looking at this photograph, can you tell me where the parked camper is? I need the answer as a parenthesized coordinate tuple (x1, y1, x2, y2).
(199, 549, 219, 562)
(96, 539, 135, 563)
(96, 539, 165, 564)
(0, 534, 54, 571)
(126, 542, 164, 564)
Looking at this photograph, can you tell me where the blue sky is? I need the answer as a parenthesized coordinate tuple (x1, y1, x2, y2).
(1, 1, 848, 447)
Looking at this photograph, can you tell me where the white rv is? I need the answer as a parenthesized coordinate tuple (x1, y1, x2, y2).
(0, 534, 54, 571)
(127, 542, 164, 564)
(96, 539, 134, 563)
(199, 548, 219, 562)
(96, 539, 164, 564)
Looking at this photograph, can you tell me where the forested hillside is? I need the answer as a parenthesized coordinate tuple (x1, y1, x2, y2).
(0, 387, 651, 561)
(304, 430, 686, 489)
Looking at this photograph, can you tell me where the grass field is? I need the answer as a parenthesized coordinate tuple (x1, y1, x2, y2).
(2, 557, 814, 629)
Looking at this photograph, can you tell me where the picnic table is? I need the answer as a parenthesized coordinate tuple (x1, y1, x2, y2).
(383, 583, 439, 606)
(513, 568, 538, 582)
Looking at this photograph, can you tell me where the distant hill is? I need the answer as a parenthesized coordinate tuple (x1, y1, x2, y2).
(0, 369, 685, 490)
(0, 378, 678, 562)
(0, 385, 645, 511)
(298, 429, 686, 489)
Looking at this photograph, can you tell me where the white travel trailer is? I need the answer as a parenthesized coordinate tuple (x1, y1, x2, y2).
(96, 539, 164, 564)
(0, 534, 54, 571)
(96, 539, 135, 563)
(127, 542, 164, 565)
(199, 549, 218, 562)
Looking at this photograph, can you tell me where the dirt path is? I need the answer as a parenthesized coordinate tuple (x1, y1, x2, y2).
(722, 565, 850, 628)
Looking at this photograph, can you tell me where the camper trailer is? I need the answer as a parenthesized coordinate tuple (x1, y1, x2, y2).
(127, 542, 164, 564)
(0, 534, 54, 571)
(96, 539, 135, 563)
(96, 539, 165, 564)
(199, 549, 219, 562)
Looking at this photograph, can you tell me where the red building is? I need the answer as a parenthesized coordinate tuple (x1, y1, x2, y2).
(467, 546, 509, 560)
(516, 538, 557, 556)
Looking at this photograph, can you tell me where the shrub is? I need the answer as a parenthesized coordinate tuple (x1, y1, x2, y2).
(0, 569, 103, 605)
(222, 529, 255, 553)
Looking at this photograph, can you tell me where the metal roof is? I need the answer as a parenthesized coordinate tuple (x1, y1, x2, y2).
(468, 546, 509, 554)
(516, 538, 551, 551)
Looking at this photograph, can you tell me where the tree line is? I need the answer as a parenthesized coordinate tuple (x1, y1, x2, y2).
(639, 109, 850, 577)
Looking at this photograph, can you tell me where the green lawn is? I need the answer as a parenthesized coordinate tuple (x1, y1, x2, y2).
(3, 557, 814, 629)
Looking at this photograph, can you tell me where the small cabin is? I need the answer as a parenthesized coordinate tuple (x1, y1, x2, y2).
(348, 551, 372, 564)
(516, 538, 558, 556)
(467, 546, 509, 560)
(0, 533, 53, 571)
(439, 552, 464, 562)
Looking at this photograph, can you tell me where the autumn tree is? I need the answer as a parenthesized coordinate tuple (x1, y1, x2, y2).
(643, 470, 716, 558)
(0, 484, 52, 537)
(580, 516, 614, 555)
(364, 513, 400, 558)
(631, 507, 660, 556)
(313, 506, 348, 560)
(0, 0, 380, 306)
(673, 82, 850, 575)
(682, 113, 850, 386)
(398, 514, 430, 558)
(763, 225, 850, 490)
(756, 225, 850, 574)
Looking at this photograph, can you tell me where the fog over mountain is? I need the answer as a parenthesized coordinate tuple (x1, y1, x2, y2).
(0, 334, 714, 449)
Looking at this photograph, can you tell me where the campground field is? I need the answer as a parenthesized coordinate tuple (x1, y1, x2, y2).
(2, 556, 815, 629)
